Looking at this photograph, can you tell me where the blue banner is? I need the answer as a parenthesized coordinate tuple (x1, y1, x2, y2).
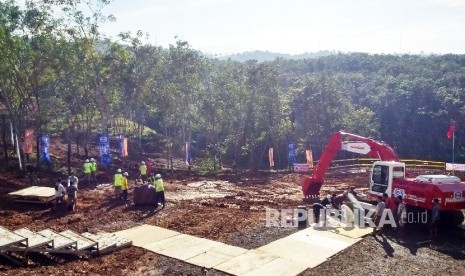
(288, 143, 296, 165)
(98, 134, 111, 167)
(40, 134, 51, 164)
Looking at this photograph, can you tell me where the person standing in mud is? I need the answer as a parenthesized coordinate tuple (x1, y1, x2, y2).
(430, 198, 440, 239)
(121, 172, 129, 202)
(66, 181, 78, 211)
(54, 179, 67, 210)
(372, 195, 386, 236)
(90, 158, 98, 183)
(67, 173, 79, 189)
(396, 195, 407, 238)
(312, 193, 338, 225)
(83, 159, 92, 184)
(114, 169, 123, 199)
(139, 161, 147, 181)
(154, 174, 165, 208)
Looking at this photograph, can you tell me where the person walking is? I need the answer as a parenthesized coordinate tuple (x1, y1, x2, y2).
(139, 161, 147, 180)
(114, 169, 123, 199)
(154, 174, 165, 208)
(83, 159, 92, 184)
(90, 158, 98, 183)
(121, 172, 129, 201)
(66, 181, 78, 211)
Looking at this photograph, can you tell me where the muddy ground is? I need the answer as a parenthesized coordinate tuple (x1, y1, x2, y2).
(0, 167, 465, 276)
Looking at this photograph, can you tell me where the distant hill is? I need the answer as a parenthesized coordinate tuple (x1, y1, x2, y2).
(209, 50, 337, 62)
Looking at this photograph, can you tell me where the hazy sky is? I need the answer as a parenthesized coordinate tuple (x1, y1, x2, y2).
(100, 0, 465, 55)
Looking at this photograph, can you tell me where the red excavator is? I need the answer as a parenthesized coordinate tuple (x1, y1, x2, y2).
(302, 131, 465, 224)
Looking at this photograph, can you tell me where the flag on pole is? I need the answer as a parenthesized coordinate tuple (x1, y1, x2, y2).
(268, 148, 274, 168)
(98, 134, 111, 167)
(119, 135, 128, 158)
(306, 149, 313, 168)
(288, 143, 296, 165)
(23, 129, 34, 154)
(447, 123, 455, 139)
(122, 138, 128, 157)
(39, 134, 51, 164)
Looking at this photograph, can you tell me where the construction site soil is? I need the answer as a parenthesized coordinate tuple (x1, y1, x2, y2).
(1, 158, 465, 275)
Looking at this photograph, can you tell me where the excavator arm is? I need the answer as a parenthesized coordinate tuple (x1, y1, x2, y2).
(302, 131, 399, 197)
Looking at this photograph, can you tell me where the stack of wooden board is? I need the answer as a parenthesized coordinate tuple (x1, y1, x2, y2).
(8, 186, 56, 204)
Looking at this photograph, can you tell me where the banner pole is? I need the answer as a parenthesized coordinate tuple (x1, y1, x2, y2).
(452, 130, 455, 175)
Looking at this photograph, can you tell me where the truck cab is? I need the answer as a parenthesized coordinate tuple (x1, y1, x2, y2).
(369, 161, 405, 197)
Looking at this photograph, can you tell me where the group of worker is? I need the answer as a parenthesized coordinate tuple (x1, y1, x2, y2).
(313, 188, 441, 240)
(372, 193, 408, 237)
(54, 173, 79, 212)
(83, 158, 98, 184)
(114, 161, 165, 208)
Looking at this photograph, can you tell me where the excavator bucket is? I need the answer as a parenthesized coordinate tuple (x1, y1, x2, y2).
(301, 176, 323, 199)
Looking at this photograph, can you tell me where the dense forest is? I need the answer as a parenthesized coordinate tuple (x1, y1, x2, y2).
(1, 0, 465, 171)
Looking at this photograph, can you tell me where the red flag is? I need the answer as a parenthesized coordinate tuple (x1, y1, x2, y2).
(447, 124, 455, 139)
(22, 129, 34, 154)
(268, 148, 274, 168)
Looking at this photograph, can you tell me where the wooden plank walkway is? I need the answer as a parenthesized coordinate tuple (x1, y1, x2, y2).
(114, 224, 371, 276)
(37, 229, 77, 250)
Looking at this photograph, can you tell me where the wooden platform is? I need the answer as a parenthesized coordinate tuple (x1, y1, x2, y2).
(8, 186, 55, 203)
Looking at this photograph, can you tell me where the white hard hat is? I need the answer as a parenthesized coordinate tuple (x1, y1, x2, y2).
(86, 159, 89, 162)
(141, 161, 145, 164)
(123, 172, 128, 176)
(117, 169, 122, 173)
(155, 174, 161, 179)
(90, 158, 95, 162)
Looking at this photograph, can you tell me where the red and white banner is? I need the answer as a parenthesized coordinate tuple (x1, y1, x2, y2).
(22, 129, 34, 154)
(446, 163, 465, 171)
(268, 148, 274, 168)
(342, 142, 371, 155)
(294, 163, 309, 172)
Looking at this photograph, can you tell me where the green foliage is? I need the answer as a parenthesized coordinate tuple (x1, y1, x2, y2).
(2, 0, 465, 171)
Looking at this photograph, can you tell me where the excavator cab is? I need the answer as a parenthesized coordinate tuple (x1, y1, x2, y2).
(369, 161, 405, 197)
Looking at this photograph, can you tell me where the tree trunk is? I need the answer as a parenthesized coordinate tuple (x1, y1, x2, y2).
(67, 128, 72, 175)
(2, 116, 8, 165)
(36, 135, 39, 168)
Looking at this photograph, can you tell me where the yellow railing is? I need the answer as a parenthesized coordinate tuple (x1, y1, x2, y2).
(321, 158, 445, 171)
